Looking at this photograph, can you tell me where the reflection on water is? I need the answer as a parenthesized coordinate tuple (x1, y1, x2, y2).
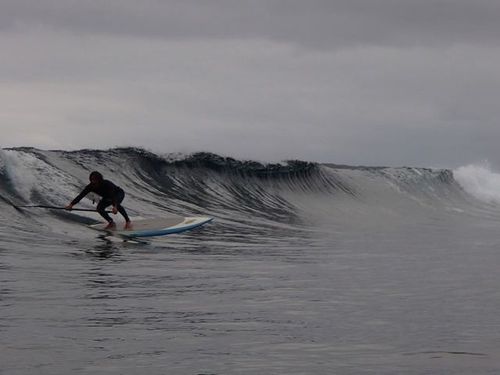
(85, 239, 121, 259)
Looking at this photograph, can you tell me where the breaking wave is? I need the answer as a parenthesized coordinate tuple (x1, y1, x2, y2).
(454, 162, 500, 205)
(1, 147, 499, 241)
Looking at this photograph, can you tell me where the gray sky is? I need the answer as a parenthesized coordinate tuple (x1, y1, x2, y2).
(2, 0, 500, 167)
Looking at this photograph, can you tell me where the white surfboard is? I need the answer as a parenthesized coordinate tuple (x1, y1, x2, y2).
(89, 216, 213, 238)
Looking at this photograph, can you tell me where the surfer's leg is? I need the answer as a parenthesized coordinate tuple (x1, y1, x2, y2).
(120, 206, 132, 229)
(117, 205, 130, 222)
(115, 190, 131, 224)
(97, 198, 113, 223)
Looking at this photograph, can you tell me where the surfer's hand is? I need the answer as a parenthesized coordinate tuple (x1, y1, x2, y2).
(65, 204, 73, 211)
(112, 206, 118, 214)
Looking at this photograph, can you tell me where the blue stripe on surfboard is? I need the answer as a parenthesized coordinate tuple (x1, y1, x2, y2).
(118, 217, 213, 238)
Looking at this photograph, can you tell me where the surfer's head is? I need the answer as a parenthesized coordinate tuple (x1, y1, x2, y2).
(89, 171, 103, 185)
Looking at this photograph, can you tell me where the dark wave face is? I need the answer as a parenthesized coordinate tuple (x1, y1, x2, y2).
(0, 147, 497, 267)
(0, 147, 476, 219)
(2, 147, 500, 374)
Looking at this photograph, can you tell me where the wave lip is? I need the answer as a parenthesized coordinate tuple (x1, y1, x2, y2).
(454, 163, 500, 204)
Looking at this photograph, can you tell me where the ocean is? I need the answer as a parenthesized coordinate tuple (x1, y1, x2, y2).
(1, 147, 500, 374)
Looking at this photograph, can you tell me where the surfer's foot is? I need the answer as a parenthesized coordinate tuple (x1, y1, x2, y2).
(124, 221, 133, 230)
(104, 222, 116, 230)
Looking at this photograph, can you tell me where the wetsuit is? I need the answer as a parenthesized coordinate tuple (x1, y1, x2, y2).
(71, 180, 130, 223)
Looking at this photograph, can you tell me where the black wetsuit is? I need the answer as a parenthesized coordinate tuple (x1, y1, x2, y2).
(71, 180, 130, 223)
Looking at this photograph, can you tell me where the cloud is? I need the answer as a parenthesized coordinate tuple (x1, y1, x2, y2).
(3, 0, 500, 48)
(1, 1, 500, 167)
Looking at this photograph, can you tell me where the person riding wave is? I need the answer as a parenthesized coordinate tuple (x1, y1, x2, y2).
(66, 171, 132, 230)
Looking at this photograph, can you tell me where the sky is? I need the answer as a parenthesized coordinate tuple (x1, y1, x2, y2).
(2, 0, 500, 167)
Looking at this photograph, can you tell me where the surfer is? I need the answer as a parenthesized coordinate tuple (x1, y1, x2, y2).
(65, 171, 132, 230)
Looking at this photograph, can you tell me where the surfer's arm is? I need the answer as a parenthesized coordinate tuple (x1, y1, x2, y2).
(68, 184, 92, 207)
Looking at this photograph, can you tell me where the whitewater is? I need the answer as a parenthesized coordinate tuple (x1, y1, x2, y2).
(2, 147, 500, 374)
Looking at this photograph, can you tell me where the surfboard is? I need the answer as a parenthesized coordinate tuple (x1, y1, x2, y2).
(89, 216, 213, 238)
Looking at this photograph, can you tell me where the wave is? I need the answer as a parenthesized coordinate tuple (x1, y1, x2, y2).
(453, 163, 500, 205)
(0, 147, 498, 233)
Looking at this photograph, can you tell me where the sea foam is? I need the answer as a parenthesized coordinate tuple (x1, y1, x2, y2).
(454, 162, 500, 204)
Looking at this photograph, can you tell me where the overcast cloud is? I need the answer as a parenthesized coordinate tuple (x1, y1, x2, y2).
(2, 0, 500, 167)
